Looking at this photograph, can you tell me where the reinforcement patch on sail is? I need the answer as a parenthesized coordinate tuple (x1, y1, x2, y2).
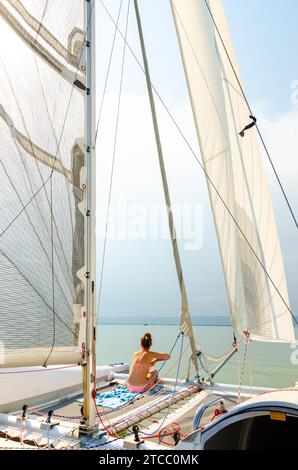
(0, 0, 86, 365)
(171, 0, 295, 342)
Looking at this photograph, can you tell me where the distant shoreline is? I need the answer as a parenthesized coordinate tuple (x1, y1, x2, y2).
(98, 316, 298, 327)
(98, 322, 231, 327)
(98, 316, 232, 327)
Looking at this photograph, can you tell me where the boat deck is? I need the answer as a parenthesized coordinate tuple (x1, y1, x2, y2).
(0, 378, 243, 449)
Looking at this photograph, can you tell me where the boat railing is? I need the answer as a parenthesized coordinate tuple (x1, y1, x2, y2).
(193, 397, 226, 431)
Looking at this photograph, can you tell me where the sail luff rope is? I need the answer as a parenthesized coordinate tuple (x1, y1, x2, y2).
(99, 0, 298, 330)
(203, 0, 298, 233)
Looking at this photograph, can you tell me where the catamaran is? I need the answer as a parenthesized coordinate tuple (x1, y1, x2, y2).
(0, 0, 296, 450)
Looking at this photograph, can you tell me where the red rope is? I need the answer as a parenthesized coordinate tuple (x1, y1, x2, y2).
(104, 385, 198, 430)
(211, 408, 228, 422)
(0, 364, 78, 375)
(94, 398, 117, 437)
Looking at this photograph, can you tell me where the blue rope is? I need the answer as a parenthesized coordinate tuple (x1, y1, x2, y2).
(82, 432, 133, 449)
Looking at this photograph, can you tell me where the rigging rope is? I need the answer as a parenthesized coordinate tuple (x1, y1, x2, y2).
(237, 332, 251, 403)
(202, 331, 246, 363)
(42, 174, 55, 366)
(94, 0, 124, 145)
(96, 0, 131, 321)
(99, 0, 298, 329)
(0, 364, 78, 375)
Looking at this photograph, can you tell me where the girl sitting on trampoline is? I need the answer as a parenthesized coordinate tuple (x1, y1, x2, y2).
(126, 332, 170, 393)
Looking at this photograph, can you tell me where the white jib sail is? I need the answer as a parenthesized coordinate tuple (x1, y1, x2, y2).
(170, 0, 295, 343)
(0, 0, 87, 366)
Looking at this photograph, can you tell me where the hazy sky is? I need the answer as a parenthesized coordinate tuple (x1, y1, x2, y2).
(94, 0, 298, 322)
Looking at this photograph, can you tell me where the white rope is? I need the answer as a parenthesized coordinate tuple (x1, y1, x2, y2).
(237, 334, 250, 403)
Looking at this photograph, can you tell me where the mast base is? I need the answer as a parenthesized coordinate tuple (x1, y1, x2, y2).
(79, 423, 99, 435)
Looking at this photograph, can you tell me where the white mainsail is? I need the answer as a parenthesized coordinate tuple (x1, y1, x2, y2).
(170, 0, 295, 343)
(0, 0, 86, 366)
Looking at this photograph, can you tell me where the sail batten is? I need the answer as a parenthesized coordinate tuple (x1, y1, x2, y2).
(171, 0, 295, 343)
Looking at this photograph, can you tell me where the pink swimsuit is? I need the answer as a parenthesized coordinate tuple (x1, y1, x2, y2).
(126, 382, 147, 393)
(126, 355, 151, 393)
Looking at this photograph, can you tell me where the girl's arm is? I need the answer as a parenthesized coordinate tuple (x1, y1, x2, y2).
(150, 352, 171, 365)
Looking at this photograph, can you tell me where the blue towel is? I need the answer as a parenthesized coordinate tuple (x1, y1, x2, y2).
(76, 384, 166, 409)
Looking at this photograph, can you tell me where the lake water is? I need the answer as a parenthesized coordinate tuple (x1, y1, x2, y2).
(97, 324, 298, 389)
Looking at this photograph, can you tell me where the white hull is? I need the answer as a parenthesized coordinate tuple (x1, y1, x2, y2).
(0, 369, 296, 450)
(0, 363, 128, 413)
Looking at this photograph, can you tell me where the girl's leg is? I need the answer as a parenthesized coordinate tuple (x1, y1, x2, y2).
(145, 369, 158, 390)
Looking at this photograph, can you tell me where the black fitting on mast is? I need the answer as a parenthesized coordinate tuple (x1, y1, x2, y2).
(173, 431, 181, 446)
(46, 410, 54, 424)
(132, 425, 140, 442)
(22, 405, 28, 420)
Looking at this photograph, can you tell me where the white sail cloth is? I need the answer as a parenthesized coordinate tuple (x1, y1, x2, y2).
(171, 0, 295, 342)
(0, 0, 86, 366)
